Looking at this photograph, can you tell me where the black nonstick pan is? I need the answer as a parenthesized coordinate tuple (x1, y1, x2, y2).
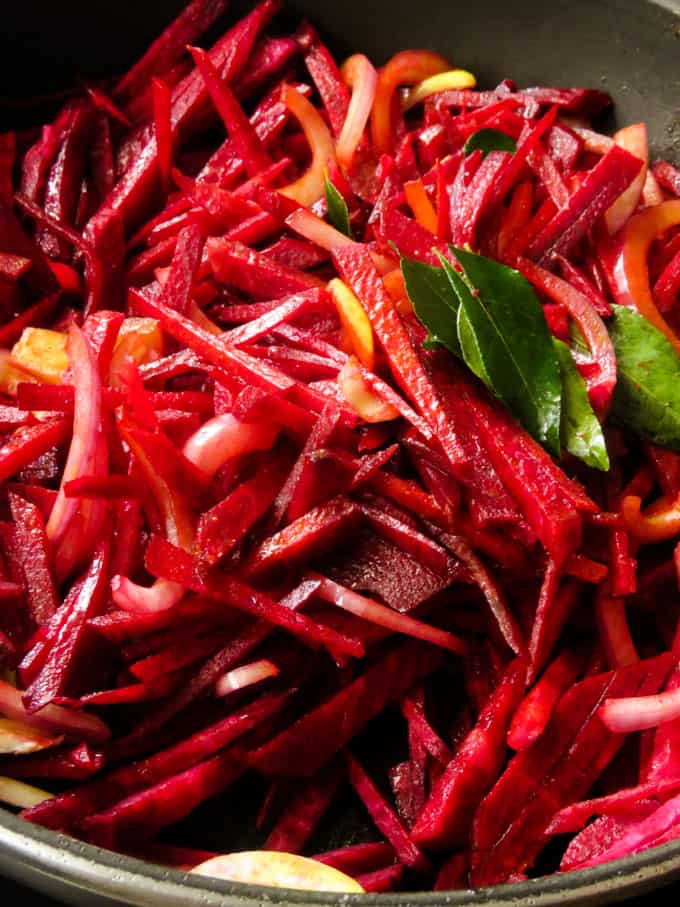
(2, 0, 680, 904)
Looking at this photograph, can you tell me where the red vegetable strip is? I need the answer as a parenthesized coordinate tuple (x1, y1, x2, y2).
(81, 750, 244, 848)
(346, 753, 430, 873)
(411, 657, 527, 849)
(264, 761, 343, 853)
(113, 0, 231, 101)
(189, 46, 273, 178)
(332, 244, 466, 469)
(0, 421, 69, 485)
(527, 145, 643, 264)
(152, 79, 173, 194)
(507, 649, 586, 752)
(8, 493, 58, 625)
(24, 692, 287, 831)
(145, 535, 364, 658)
(313, 842, 396, 875)
(249, 641, 443, 777)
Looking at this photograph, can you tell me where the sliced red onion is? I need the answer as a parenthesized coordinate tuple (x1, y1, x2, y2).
(46, 325, 105, 573)
(605, 123, 648, 235)
(601, 686, 680, 733)
(0, 679, 110, 743)
(286, 208, 355, 252)
(214, 659, 280, 697)
(111, 575, 185, 615)
(182, 413, 279, 479)
(336, 55, 378, 169)
(338, 357, 400, 423)
(278, 86, 337, 207)
(308, 572, 468, 655)
(0, 776, 52, 809)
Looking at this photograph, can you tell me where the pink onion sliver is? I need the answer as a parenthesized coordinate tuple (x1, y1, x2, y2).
(111, 575, 185, 614)
(643, 169, 664, 207)
(605, 123, 648, 235)
(0, 679, 110, 743)
(46, 325, 103, 545)
(601, 687, 680, 734)
(571, 126, 614, 156)
(286, 208, 355, 252)
(337, 54, 378, 169)
(214, 659, 280, 698)
(308, 572, 468, 655)
(182, 413, 279, 479)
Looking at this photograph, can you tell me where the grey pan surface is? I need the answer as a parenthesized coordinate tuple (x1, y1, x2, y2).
(3, 0, 680, 904)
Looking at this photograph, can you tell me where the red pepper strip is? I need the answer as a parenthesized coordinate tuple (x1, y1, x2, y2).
(23, 543, 110, 714)
(372, 51, 451, 155)
(0, 296, 58, 348)
(207, 238, 324, 298)
(411, 657, 527, 849)
(145, 535, 363, 659)
(547, 776, 680, 836)
(296, 23, 351, 137)
(469, 655, 672, 885)
(346, 753, 430, 873)
(508, 649, 586, 752)
(460, 378, 594, 562)
(151, 78, 173, 194)
(264, 761, 343, 853)
(0, 421, 69, 485)
(436, 530, 525, 656)
(527, 145, 643, 264)
(81, 751, 244, 848)
(249, 641, 443, 777)
(86, 1, 277, 240)
(596, 588, 639, 668)
(516, 257, 615, 417)
(497, 181, 533, 258)
(8, 493, 58, 626)
(622, 493, 680, 544)
(357, 864, 404, 893)
(653, 244, 680, 312)
(243, 496, 363, 579)
(565, 554, 608, 583)
(332, 244, 466, 469)
(113, 0, 230, 101)
(652, 160, 680, 197)
(189, 46, 273, 178)
(603, 200, 680, 354)
(27, 691, 285, 832)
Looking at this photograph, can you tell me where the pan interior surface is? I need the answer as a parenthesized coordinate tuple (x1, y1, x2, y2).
(2, 0, 680, 904)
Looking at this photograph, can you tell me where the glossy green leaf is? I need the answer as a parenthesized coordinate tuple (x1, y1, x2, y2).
(463, 128, 517, 159)
(553, 338, 609, 471)
(610, 304, 680, 450)
(324, 173, 352, 238)
(401, 256, 461, 357)
(451, 246, 563, 455)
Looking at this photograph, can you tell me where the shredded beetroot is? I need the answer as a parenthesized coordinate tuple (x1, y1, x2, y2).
(4, 0, 680, 893)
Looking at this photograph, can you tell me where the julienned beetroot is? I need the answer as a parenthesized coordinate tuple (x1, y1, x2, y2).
(3, 0, 680, 892)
